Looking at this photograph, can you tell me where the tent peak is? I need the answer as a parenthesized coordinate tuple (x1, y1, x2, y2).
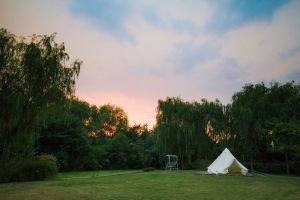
(223, 147, 230, 153)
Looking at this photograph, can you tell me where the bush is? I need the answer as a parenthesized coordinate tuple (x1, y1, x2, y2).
(143, 167, 155, 172)
(82, 149, 100, 170)
(0, 160, 23, 183)
(20, 154, 58, 181)
(0, 154, 58, 182)
(244, 162, 287, 174)
(190, 159, 213, 170)
(291, 162, 300, 175)
(38, 154, 58, 164)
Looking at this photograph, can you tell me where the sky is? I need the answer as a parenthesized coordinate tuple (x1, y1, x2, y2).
(1, 0, 300, 127)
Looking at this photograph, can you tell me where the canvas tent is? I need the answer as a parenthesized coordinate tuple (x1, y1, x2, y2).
(207, 148, 248, 175)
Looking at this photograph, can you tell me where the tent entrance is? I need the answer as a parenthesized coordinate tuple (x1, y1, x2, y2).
(228, 160, 242, 174)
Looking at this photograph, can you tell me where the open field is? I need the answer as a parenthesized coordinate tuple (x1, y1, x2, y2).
(0, 170, 300, 200)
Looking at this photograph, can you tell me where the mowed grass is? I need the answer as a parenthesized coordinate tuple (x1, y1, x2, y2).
(0, 170, 300, 200)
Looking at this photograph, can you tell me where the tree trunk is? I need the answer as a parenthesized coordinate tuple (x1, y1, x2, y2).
(285, 152, 290, 175)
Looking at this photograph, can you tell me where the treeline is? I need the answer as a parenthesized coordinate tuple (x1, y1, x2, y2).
(38, 100, 158, 171)
(1, 29, 300, 182)
(156, 82, 300, 174)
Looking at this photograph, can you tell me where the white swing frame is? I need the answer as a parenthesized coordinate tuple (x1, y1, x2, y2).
(165, 155, 178, 170)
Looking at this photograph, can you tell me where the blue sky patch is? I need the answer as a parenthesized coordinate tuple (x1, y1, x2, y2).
(281, 68, 300, 82)
(206, 0, 290, 33)
(218, 57, 246, 81)
(281, 44, 300, 59)
(171, 42, 219, 71)
(69, 0, 290, 39)
(69, 0, 134, 41)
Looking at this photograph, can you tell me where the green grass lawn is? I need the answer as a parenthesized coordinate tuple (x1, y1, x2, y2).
(0, 170, 300, 200)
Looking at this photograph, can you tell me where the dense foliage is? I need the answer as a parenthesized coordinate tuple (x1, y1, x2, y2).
(155, 97, 228, 168)
(19, 154, 58, 181)
(37, 98, 158, 171)
(155, 82, 300, 173)
(0, 28, 81, 182)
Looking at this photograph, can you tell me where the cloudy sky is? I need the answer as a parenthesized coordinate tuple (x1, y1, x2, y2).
(1, 0, 300, 127)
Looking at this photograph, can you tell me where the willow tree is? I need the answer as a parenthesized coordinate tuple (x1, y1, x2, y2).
(201, 99, 232, 156)
(155, 97, 228, 168)
(155, 97, 195, 168)
(0, 29, 81, 175)
(230, 83, 269, 170)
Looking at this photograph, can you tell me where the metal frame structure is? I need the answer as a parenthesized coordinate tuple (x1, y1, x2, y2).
(165, 155, 178, 170)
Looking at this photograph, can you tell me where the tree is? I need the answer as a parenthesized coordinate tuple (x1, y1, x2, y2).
(97, 104, 128, 136)
(230, 83, 269, 170)
(155, 97, 227, 169)
(156, 97, 195, 168)
(267, 81, 300, 174)
(127, 124, 158, 168)
(38, 98, 95, 170)
(272, 121, 300, 174)
(0, 29, 81, 176)
(38, 118, 90, 170)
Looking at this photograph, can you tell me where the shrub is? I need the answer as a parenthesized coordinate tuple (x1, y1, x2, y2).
(0, 154, 58, 182)
(190, 159, 213, 170)
(0, 160, 23, 183)
(82, 150, 99, 170)
(20, 154, 58, 181)
(244, 162, 287, 174)
(38, 154, 58, 165)
(143, 167, 155, 172)
(291, 162, 300, 175)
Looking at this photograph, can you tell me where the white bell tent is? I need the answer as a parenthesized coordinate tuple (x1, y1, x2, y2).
(207, 148, 248, 175)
